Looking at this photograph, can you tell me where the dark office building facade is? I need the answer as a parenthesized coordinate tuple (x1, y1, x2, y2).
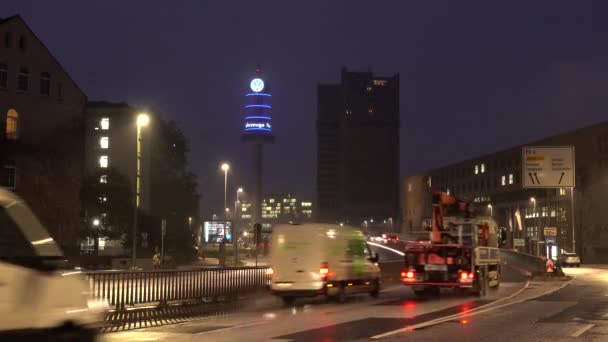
(403, 121, 608, 263)
(316, 68, 400, 226)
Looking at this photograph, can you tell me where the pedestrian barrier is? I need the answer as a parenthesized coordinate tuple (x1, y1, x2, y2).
(85, 266, 269, 315)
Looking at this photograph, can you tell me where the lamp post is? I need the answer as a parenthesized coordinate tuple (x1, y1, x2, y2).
(530, 197, 537, 256)
(487, 204, 493, 217)
(234, 187, 243, 265)
(221, 163, 230, 218)
(131, 113, 150, 268)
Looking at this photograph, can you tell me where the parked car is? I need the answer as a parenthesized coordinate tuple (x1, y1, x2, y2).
(0, 187, 107, 340)
(558, 252, 581, 267)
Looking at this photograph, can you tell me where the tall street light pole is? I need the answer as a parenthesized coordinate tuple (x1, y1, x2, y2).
(132, 113, 150, 268)
(221, 163, 230, 218)
(234, 187, 243, 265)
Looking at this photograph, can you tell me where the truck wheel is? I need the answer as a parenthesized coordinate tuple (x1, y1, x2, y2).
(369, 279, 380, 298)
(335, 285, 346, 303)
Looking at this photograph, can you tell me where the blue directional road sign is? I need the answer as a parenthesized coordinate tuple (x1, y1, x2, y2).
(545, 236, 556, 246)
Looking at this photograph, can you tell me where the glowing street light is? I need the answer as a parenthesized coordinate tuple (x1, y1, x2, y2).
(132, 112, 150, 268)
(221, 163, 230, 217)
(487, 204, 493, 217)
(92, 218, 100, 227)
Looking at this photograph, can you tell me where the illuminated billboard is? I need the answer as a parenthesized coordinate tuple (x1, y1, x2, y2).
(242, 69, 274, 140)
(203, 221, 233, 243)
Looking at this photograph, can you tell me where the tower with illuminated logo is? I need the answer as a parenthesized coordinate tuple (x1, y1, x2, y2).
(241, 67, 275, 224)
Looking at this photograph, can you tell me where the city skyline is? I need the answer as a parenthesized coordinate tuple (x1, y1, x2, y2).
(4, 2, 608, 216)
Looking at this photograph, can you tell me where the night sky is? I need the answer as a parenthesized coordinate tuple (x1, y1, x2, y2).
(4, 1, 608, 217)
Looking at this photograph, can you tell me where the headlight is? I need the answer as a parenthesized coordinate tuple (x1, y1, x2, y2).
(87, 298, 110, 313)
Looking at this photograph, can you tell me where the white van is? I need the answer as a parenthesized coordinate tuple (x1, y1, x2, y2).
(268, 223, 381, 305)
(0, 188, 107, 340)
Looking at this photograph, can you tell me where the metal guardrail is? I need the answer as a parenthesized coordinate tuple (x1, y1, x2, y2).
(499, 249, 545, 274)
(85, 266, 269, 311)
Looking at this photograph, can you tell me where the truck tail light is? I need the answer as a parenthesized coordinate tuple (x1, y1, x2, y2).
(401, 269, 415, 280)
(460, 271, 474, 280)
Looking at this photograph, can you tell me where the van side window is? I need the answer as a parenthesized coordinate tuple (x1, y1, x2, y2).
(0, 207, 36, 258)
(346, 239, 366, 259)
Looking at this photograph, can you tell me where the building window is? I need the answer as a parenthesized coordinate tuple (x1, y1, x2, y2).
(4, 165, 16, 189)
(100, 118, 109, 130)
(17, 67, 29, 93)
(559, 188, 566, 196)
(481, 163, 485, 173)
(100, 136, 109, 149)
(501, 175, 506, 186)
(427, 177, 432, 188)
(4, 32, 11, 48)
(474, 165, 479, 175)
(0, 63, 7, 89)
(5, 109, 18, 140)
(39, 72, 51, 96)
(407, 183, 412, 192)
(508, 173, 514, 185)
(18, 36, 26, 52)
(99, 175, 108, 184)
(99, 156, 108, 168)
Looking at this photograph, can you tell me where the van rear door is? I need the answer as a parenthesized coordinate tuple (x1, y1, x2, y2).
(271, 229, 324, 290)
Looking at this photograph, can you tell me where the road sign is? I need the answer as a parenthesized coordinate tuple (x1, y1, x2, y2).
(545, 236, 556, 246)
(544, 227, 557, 236)
(522, 146, 575, 188)
(513, 238, 525, 247)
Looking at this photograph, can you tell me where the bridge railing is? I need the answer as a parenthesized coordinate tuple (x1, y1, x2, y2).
(85, 266, 269, 310)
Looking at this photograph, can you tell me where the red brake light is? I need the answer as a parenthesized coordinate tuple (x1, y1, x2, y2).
(460, 272, 468, 280)
(401, 270, 415, 279)
(320, 262, 329, 278)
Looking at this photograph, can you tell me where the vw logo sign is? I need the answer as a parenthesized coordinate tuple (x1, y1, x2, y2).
(250, 78, 265, 92)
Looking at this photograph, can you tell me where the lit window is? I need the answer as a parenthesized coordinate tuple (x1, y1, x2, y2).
(17, 67, 29, 93)
(40, 72, 50, 96)
(427, 177, 432, 188)
(559, 188, 566, 196)
(100, 118, 109, 130)
(474, 165, 479, 175)
(4, 165, 16, 189)
(5, 109, 18, 139)
(269, 199, 275, 203)
(0, 63, 7, 89)
(100, 137, 109, 149)
(481, 163, 485, 173)
(508, 173, 514, 185)
(99, 156, 108, 168)
(100, 175, 107, 183)
(501, 175, 506, 186)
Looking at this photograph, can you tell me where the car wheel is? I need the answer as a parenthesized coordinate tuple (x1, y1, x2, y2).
(334, 285, 346, 303)
(369, 279, 380, 297)
(281, 296, 295, 306)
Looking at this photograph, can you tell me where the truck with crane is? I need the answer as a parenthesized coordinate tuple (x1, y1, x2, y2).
(401, 192, 501, 297)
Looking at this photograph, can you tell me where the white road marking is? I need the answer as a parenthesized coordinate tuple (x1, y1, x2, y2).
(194, 320, 269, 335)
(571, 323, 595, 337)
(372, 279, 572, 339)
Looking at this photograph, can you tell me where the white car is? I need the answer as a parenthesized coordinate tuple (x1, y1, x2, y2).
(268, 223, 381, 305)
(0, 188, 107, 340)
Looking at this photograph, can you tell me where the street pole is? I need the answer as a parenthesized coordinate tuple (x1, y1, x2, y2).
(570, 187, 576, 253)
(132, 114, 149, 269)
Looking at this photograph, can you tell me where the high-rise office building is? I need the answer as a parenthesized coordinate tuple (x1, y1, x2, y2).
(316, 68, 400, 226)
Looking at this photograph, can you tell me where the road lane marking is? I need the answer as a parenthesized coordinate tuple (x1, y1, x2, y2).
(372, 279, 572, 339)
(194, 320, 268, 335)
(571, 324, 594, 337)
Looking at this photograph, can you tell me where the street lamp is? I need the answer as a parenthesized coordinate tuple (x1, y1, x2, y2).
(132, 112, 150, 268)
(221, 163, 230, 218)
(487, 204, 493, 217)
(92, 218, 100, 227)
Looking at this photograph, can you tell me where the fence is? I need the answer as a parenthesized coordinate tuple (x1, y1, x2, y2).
(85, 266, 269, 311)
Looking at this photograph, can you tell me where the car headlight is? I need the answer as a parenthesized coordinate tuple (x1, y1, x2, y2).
(87, 298, 110, 313)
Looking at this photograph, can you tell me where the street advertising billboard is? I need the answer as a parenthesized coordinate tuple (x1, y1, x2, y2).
(203, 221, 233, 243)
(522, 146, 575, 188)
